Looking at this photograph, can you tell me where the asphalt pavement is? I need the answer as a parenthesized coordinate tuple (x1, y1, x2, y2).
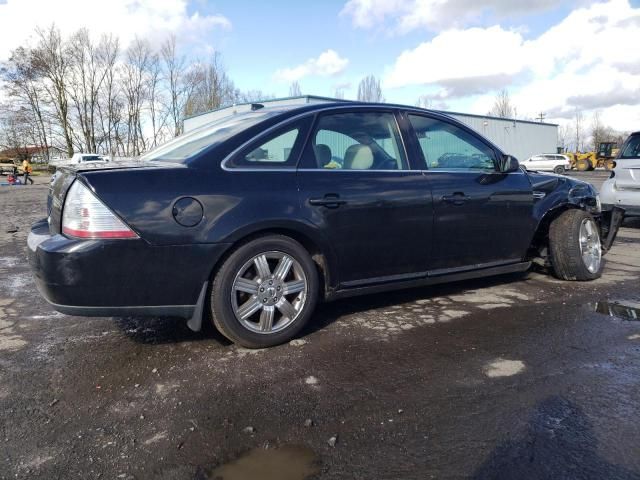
(1, 171, 639, 479)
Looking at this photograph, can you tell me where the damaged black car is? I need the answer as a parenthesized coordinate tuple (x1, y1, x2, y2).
(28, 103, 625, 348)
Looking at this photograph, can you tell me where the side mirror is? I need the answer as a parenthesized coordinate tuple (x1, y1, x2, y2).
(499, 154, 520, 173)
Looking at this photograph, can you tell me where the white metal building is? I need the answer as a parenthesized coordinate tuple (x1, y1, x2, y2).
(183, 96, 558, 162)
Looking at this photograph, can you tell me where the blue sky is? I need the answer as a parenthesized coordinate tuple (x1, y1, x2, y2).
(1, 0, 639, 130)
(194, 0, 578, 103)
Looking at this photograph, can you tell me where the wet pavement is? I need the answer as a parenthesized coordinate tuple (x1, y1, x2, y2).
(1, 172, 640, 479)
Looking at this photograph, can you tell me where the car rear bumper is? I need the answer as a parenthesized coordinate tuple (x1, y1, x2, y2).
(28, 219, 230, 318)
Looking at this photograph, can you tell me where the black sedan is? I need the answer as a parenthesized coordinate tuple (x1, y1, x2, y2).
(28, 103, 624, 347)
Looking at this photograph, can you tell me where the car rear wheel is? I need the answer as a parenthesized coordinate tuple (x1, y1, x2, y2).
(553, 165, 566, 175)
(549, 209, 603, 281)
(210, 235, 319, 348)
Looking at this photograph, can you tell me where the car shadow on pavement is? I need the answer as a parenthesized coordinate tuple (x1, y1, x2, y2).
(304, 271, 531, 336)
(113, 315, 232, 346)
(471, 396, 640, 480)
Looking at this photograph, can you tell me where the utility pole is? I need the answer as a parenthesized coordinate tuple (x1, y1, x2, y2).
(537, 112, 546, 122)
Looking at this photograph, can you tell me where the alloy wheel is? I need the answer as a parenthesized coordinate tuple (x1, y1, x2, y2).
(230, 251, 308, 334)
(579, 218, 602, 274)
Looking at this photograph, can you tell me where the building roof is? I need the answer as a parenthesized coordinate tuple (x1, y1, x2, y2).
(183, 95, 353, 121)
(184, 95, 558, 128)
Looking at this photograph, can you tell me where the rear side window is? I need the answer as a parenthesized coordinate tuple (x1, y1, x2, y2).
(620, 136, 640, 159)
(228, 118, 312, 169)
(244, 128, 299, 164)
(408, 115, 496, 171)
(303, 112, 408, 170)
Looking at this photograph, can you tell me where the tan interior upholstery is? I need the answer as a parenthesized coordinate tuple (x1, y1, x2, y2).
(343, 144, 374, 170)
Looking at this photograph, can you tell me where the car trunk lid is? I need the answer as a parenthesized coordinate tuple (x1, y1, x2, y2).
(47, 161, 181, 235)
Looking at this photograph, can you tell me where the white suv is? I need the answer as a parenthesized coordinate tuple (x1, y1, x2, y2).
(601, 132, 640, 217)
(522, 154, 572, 174)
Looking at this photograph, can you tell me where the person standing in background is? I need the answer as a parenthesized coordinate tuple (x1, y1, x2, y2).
(22, 158, 34, 185)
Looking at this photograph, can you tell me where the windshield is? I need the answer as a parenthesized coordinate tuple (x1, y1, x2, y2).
(141, 111, 277, 162)
(620, 136, 640, 159)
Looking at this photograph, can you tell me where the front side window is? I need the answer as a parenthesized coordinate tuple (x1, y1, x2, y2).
(408, 115, 496, 171)
(621, 136, 640, 159)
(305, 112, 408, 170)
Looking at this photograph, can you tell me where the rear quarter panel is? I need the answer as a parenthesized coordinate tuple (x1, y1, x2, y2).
(81, 166, 331, 248)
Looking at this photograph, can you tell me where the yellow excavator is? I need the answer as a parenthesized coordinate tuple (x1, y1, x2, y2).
(567, 142, 619, 171)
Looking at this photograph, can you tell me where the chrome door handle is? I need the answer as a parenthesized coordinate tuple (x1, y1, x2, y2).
(309, 195, 347, 208)
(441, 193, 469, 205)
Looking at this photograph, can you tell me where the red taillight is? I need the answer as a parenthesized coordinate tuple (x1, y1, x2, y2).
(62, 181, 138, 239)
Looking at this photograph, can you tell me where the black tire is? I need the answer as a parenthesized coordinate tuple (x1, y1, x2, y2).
(548, 209, 603, 281)
(210, 235, 319, 348)
(575, 159, 590, 171)
(553, 165, 566, 175)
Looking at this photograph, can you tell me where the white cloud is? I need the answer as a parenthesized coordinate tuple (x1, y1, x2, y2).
(341, 0, 562, 33)
(383, 0, 640, 131)
(0, 0, 231, 61)
(385, 26, 526, 89)
(274, 50, 349, 82)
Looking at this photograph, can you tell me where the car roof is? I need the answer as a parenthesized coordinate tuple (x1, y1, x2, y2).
(237, 102, 506, 151)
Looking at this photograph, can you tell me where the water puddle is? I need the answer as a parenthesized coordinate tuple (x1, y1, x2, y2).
(595, 301, 640, 321)
(209, 445, 319, 480)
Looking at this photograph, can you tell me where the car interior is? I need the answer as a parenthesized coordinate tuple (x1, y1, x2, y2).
(310, 113, 406, 170)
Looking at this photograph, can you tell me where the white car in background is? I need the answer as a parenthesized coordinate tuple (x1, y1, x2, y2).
(601, 132, 640, 217)
(522, 154, 572, 174)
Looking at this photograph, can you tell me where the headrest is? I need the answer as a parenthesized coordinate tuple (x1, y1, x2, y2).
(343, 144, 374, 170)
(313, 144, 332, 167)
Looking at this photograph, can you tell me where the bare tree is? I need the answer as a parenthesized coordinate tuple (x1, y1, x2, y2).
(184, 53, 237, 117)
(574, 109, 584, 152)
(0, 106, 37, 161)
(488, 89, 515, 118)
(357, 75, 384, 102)
(94, 34, 121, 156)
(557, 123, 571, 153)
(31, 25, 75, 157)
(334, 87, 345, 100)
(289, 81, 302, 97)
(2, 46, 51, 160)
(146, 51, 166, 148)
(66, 29, 115, 153)
(415, 95, 433, 109)
(161, 36, 203, 137)
(589, 111, 616, 151)
(239, 90, 274, 103)
(121, 37, 152, 155)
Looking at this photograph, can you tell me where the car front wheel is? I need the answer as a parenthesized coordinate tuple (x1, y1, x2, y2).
(210, 235, 319, 348)
(549, 209, 603, 280)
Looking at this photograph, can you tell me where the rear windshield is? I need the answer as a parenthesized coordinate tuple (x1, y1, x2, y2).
(142, 111, 277, 162)
(620, 136, 640, 159)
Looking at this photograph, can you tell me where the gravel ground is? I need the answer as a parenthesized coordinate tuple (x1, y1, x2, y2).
(1, 171, 640, 479)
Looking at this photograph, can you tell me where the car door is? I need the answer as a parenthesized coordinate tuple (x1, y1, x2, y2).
(296, 109, 434, 286)
(405, 113, 535, 272)
(527, 155, 543, 170)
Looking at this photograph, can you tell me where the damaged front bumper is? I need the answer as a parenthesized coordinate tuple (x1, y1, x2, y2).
(599, 206, 625, 253)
